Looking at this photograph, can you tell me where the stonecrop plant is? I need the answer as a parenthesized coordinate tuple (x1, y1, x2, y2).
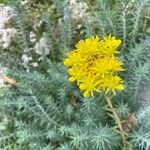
(0, 0, 149, 149)
(64, 35, 124, 97)
(64, 35, 128, 148)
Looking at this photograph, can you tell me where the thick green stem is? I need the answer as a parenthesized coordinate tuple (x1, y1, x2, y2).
(105, 96, 126, 149)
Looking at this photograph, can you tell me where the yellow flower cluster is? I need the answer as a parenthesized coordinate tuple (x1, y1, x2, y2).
(64, 35, 124, 97)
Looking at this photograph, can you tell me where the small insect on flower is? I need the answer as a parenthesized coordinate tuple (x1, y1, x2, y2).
(64, 35, 124, 97)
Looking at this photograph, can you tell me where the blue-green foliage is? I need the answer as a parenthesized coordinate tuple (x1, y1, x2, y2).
(0, 0, 150, 149)
(130, 107, 150, 150)
(0, 63, 121, 149)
